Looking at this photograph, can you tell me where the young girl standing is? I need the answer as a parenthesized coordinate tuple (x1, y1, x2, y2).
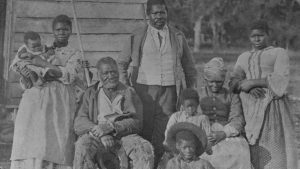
(10, 15, 86, 169)
(230, 20, 298, 169)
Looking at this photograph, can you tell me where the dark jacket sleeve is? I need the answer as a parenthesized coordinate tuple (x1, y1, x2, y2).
(117, 35, 133, 85)
(227, 94, 246, 133)
(74, 89, 97, 136)
(229, 53, 247, 93)
(180, 33, 197, 88)
(113, 87, 143, 137)
(229, 65, 246, 93)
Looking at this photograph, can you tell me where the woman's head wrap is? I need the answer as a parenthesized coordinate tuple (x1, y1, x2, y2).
(204, 57, 227, 81)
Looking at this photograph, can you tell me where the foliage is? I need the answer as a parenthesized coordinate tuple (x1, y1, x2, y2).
(165, 0, 300, 50)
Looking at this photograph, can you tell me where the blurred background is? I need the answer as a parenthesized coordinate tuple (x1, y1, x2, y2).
(166, 0, 300, 51)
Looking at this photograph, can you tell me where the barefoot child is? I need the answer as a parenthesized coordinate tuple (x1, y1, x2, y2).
(164, 122, 214, 169)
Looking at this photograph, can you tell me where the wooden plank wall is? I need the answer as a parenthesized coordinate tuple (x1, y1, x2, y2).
(0, 0, 7, 104)
(4, 0, 147, 105)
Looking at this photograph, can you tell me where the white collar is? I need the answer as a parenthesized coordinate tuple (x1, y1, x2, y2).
(148, 24, 168, 35)
(97, 81, 103, 90)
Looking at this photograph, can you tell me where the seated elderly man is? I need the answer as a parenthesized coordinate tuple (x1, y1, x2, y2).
(74, 57, 154, 169)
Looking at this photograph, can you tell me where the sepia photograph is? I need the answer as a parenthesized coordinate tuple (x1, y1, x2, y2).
(0, 0, 300, 168)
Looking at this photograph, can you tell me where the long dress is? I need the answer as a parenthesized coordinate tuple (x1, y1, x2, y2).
(230, 46, 298, 169)
(10, 45, 85, 169)
(198, 87, 252, 169)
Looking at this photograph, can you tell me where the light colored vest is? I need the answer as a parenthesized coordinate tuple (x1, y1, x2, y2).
(136, 27, 175, 86)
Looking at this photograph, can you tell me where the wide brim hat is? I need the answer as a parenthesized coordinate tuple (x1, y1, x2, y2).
(165, 122, 207, 156)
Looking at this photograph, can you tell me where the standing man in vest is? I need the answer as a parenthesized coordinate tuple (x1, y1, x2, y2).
(117, 0, 197, 165)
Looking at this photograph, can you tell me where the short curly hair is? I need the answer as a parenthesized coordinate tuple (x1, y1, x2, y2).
(146, 0, 168, 15)
(23, 31, 41, 44)
(96, 56, 118, 70)
(250, 20, 269, 35)
(179, 88, 200, 105)
(52, 15, 72, 30)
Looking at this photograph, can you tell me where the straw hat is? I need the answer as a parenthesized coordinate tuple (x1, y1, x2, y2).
(165, 122, 207, 156)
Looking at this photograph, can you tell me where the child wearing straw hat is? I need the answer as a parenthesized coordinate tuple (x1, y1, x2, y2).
(164, 122, 214, 169)
(157, 88, 213, 169)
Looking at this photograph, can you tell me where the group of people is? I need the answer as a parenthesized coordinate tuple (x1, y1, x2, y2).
(9, 0, 298, 169)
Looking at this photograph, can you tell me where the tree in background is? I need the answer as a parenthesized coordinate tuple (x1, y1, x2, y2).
(259, 0, 300, 49)
(166, 0, 300, 51)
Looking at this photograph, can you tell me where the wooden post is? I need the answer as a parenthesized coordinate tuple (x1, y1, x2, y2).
(70, 0, 91, 87)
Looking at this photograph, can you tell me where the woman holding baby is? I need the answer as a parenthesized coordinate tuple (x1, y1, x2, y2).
(10, 15, 86, 169)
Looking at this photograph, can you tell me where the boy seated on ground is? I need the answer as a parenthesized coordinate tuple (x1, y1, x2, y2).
(10, 31, 56, 87)
(158, 88, 213, 169)
(164, 122, 214, 169)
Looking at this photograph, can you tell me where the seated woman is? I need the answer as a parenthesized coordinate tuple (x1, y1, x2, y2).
(199, 57, 252, 169)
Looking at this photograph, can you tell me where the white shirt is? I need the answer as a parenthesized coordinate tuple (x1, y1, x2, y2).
(149, 25, 168, 51)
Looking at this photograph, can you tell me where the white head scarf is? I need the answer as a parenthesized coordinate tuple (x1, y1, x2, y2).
(204, 57, 227, 81)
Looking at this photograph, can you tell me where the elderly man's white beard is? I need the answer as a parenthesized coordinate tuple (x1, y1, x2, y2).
(103, 82, 118, 89)
(101, 77, 119, 89)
